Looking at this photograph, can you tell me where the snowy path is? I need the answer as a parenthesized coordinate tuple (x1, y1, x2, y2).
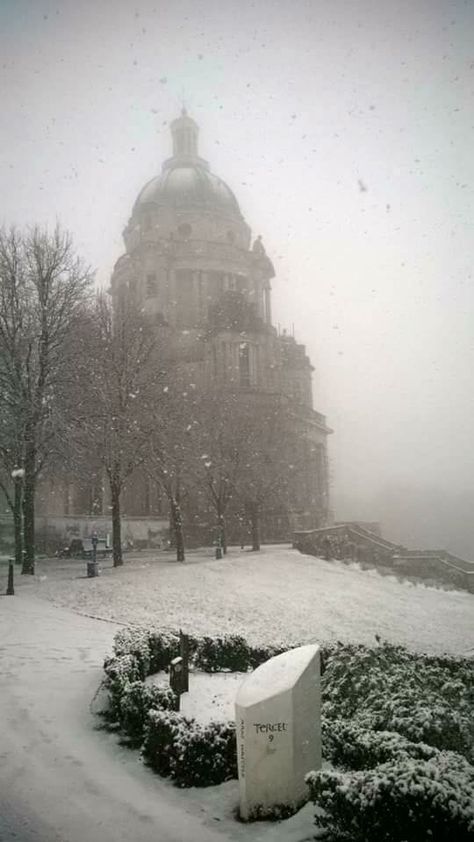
(0, 594, 236, 842)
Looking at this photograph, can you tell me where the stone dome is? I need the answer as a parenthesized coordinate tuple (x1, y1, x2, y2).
(133, 109, 243, 221)
(134, 165, 242, 219)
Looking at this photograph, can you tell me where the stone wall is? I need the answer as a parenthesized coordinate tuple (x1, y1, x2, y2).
(293, 523, 474, 594)
(0, 514, 170, 554)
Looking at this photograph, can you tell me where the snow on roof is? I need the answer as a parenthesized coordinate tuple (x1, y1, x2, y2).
(236, 644, 319, 708)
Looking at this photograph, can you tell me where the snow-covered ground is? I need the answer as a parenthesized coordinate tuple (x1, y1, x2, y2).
(0, 594, 318, 841)
(1, 545, 473, 841)
(148, 670, 247, 724)
(20, 544, 474, 655)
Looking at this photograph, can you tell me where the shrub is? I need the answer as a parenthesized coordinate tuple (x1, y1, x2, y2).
(192, 634, 284, 673)
(142, 709, 193, 778)
(120, 682, 176, 746)
(172, 719, 237, 787)
(322, 642, 474, 760)
(306, 751, 474, 842)
(322, 719, 439, 770)
(247, 642, 286, 670)
(112, 628, 152, 679)
(356, 685, 473, 758)
(142, 709, 237, 787)
(103, 653, 143, 722)
(195, 635, 253, 672)
(147, 630, 181, 673)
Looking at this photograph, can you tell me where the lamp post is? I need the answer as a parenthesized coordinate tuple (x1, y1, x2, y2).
(87, 531, 99, 577)
(11, 466, 24, 567)
(6, 559, 14, 595)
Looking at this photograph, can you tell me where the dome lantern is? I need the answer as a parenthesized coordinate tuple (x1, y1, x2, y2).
(133, 109, 246, 223)
(170, 107, 199, 160)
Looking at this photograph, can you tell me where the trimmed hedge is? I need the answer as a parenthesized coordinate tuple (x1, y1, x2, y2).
(101, 628, 474, 837)
(306, 751, 474, 842)
(322, 641, 474, 761)
(322, 719, 439, 771)
(142, 709, 237, 787)
(102, 628, 279, 785)
(120, 682, 176, 747)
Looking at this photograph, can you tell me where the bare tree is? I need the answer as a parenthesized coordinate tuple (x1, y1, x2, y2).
(147, 372, 198, 562)
(232, 394, 303, 551)
(67, 293, 159, 566)
(185, 389, 305, 552)
(189, 388, 247, 553)
(0, 413, 24, 566)
(0, 226, 92, 573)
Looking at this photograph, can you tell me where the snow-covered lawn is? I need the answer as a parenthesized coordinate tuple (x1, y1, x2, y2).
(147, 671, 247, 724)
(21, 544, 474, 655)
(2, 547, 473, 841)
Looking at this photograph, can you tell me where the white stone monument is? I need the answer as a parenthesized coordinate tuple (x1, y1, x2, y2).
(235, 644, 321, 821)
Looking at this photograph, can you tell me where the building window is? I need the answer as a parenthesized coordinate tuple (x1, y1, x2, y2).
(176, 269, 194, 327)
(208, 271, 224, 296)
(146, 273, 157, 297)
(212, 345, 218, 379)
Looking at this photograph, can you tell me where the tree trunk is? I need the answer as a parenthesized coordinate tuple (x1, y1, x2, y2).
(249, 503, 260, 552)
(218, 511, 227, 554)
(22, 447, 36, 574)
(110, 481, 123, 567)
(13, 477, 23, 567)
(170, 497, 185, 562)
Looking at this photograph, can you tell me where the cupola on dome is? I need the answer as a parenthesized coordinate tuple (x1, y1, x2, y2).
(134, 109, 242, 220)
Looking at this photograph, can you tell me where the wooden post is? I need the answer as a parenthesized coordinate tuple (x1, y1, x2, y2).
(170, 656, 187, 710)
(6, 559, 14, 595)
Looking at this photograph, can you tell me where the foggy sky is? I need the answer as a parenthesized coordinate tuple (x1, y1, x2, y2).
(1, 0, 473, 555)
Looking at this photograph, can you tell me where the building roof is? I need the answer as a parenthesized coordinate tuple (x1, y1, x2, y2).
(133, 109, 243, 220)
(134, 165, 242, 218)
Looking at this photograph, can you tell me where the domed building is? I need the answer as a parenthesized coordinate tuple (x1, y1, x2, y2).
(112, 110, 272, 343)
(34, 111, 331, 548)
(109, 110, 332, 541)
